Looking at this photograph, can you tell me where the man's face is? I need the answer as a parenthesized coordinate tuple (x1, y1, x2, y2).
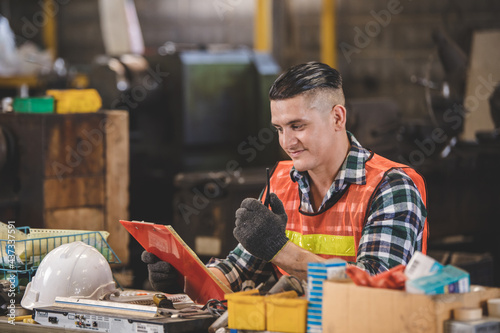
(271, 93, 339, 173)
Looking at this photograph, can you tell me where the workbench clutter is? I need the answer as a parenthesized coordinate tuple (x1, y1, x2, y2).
(346, 251, 470, 294)
(10, 88, 102, 114)
(0, 222, 118, 285)
(323, 282, 500, 333)
(0, 224, 120, 327)
(6, 240, 220, 331)
(320, 252, 500, 333)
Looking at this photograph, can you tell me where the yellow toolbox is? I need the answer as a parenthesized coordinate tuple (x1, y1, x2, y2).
(226, 289, 265, 331)
(226, 289, 306, 332)
(46, 89, 102, 113)
(266, 296, 308, 333)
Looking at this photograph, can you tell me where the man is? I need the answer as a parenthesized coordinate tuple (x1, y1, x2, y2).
(143, 62, 428, 292)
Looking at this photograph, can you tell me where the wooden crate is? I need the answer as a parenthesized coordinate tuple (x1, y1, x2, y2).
(0, 110, 129, 264)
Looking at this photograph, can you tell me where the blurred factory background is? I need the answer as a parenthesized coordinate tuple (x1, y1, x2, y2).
(0, 0, 500, 288)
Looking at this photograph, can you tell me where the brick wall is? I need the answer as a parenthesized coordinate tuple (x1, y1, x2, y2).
(335, 0, 500, 118)
(2, 0, 500, 118)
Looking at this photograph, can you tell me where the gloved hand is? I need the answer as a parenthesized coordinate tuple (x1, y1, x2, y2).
(141, 251, 183, 293)
(233, 193, 289, 261)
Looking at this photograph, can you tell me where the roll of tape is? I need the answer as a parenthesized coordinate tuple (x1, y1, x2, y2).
(487, 298, 500, 318)
(454, 307, 482, 321)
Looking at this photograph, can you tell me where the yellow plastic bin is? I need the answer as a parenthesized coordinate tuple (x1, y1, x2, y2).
(226, 289, 266, 331)
(266, 297, 308, 333)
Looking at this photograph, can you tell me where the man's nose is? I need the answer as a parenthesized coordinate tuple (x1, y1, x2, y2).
(281, 129, 296, 148)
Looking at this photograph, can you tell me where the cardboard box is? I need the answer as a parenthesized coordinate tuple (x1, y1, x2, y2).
(322, 280, 500, 333)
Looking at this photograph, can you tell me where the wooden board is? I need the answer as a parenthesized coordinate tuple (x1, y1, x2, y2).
(45, 207, 105, 231)
(44, 176, 105, 209)
(44, 113, 105, 177)
(105, 111, 130, 265)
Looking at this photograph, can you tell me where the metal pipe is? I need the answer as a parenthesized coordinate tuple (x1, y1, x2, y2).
(254, 0, 272, 52)
(43, 0, 57, 59)
(321, 0, 336, 68)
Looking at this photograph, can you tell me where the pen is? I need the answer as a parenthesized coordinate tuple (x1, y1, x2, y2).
(264, 167, 271, 207)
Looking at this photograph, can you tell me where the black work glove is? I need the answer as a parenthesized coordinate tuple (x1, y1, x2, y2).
(233, 193, 289, 261)
(141, 251, 183, 293)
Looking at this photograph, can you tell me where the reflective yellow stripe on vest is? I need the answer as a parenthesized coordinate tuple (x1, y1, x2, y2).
(285, 230, 356, 257)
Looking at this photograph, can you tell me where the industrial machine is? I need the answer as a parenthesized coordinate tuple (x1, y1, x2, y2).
(91, 48, 282, 286)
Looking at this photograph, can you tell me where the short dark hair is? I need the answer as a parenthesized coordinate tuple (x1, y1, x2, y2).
(269, 62, 343, 100)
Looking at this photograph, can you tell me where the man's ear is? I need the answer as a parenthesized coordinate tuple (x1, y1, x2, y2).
(331, 104, 347, 131)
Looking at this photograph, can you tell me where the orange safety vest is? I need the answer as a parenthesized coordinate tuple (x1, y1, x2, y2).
(266, 152, 428, 264)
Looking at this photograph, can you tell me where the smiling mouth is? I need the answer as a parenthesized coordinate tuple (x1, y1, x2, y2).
(288, 150, 305, 158)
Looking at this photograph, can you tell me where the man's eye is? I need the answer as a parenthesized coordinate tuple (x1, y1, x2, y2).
(274, 127, 283, 133)
(292, 124, 304, 130)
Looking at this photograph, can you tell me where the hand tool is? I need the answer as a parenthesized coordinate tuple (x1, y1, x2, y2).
(153, 294, 175, 309)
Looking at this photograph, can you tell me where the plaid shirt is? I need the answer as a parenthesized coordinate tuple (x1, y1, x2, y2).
(207, 132, 427, 291)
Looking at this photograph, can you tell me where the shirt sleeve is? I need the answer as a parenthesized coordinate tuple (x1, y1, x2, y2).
(353, 168, 427, 275)
(206, 243, 277, 291)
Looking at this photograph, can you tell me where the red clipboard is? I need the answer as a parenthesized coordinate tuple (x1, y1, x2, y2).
(120, 220, 232, 304)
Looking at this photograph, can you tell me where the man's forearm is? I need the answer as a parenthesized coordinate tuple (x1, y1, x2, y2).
(271, 241, 325, 280)
(208, 267, 231, 290)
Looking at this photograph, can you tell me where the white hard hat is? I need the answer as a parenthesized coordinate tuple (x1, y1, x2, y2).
(21, 241, 118, 310)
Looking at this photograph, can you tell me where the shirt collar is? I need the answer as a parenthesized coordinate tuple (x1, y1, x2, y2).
(290, 131, 371, 186)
